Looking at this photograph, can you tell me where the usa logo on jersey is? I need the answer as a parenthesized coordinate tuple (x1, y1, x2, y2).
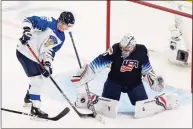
(120, 59, 138, 72)
(44, 35, 58, 47)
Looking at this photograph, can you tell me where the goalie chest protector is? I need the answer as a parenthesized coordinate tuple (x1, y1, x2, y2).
(108, 43, 149, 88)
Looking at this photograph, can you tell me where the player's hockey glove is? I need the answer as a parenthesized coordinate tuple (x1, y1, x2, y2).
(41, 61, 52, 78)
(19, 26, 32, 45)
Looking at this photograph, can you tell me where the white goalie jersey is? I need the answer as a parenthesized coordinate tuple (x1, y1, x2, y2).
(17, 16, 66, 63)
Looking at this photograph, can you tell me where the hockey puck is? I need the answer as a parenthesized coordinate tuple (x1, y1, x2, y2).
(81, 98, 86, 103)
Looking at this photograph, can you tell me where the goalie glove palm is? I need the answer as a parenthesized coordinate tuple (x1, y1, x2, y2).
(71, 64, 95, 87)
(144, 71, 165, 92)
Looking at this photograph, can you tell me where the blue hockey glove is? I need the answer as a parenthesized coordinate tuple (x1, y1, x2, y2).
(41, 61, 52, 78)
(19, 26, 32, 45)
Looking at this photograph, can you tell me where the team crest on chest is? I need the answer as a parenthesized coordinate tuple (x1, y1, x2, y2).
(120, 59, 139, 72)
(44, 35, 58, 47)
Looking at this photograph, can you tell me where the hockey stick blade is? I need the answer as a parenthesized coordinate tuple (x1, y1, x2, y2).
(39, 107, 70, 121)
(78, 112, 105, 124)
(78, 112, 95, 118)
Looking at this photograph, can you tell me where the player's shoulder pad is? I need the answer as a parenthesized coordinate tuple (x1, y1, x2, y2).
(40, 16, 53, 22)
(27, 16, 53, 31)
(137, 44, 148, 53)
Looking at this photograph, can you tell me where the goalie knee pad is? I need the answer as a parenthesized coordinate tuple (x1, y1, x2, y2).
(87, 96, 119, 118)
(134, 93, 180, 119)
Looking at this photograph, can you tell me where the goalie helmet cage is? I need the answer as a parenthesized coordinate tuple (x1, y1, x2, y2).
(106, 0, 193, 93)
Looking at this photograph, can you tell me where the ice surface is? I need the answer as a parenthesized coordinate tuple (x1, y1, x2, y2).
(2, 1, 192, 128)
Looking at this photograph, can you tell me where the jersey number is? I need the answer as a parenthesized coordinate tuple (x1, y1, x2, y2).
(40, 16, 52, 22)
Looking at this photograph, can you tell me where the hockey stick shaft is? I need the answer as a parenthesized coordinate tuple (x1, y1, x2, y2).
(1, 108, 33, 116)
(26, 44, 93, 118)
(69, 32, 97, 117)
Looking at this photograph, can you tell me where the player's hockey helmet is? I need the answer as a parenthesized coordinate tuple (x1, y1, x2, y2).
(58, 11, 75, 27)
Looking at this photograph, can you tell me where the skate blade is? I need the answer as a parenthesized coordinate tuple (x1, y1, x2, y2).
(30, 116, 48, 122)
(23, 103, 32, 108)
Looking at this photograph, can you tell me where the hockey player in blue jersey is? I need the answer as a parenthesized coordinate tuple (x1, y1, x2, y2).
(16, 11, 75, 118)
(71, 33, 180, 118)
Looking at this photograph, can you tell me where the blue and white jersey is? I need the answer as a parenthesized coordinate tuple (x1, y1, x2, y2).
(17, 16, 65, 63)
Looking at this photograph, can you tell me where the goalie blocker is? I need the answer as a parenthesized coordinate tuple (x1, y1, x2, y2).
(71, 33, 180, 118)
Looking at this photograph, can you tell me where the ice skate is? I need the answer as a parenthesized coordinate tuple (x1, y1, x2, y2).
(23, 90, 32, 107)
(30, 105, 48, 121)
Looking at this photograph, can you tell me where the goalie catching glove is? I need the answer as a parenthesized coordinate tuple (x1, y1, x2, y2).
(143, 70, 165, 92)
(71, 64, 96, 86)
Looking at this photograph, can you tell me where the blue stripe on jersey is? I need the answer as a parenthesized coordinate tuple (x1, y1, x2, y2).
(49, 18, 65, 53)
(142, 61, 153, 74)
(25, 16, 51, 31)
(52, 41, 64, 54)
(49, 18, 65, 42)
(89, 55, 112, 72)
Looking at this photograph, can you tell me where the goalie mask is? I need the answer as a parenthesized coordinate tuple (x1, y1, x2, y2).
(120, 33, 137, 58)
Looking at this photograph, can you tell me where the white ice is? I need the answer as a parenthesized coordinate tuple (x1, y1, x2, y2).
(2, 1, 192, 128)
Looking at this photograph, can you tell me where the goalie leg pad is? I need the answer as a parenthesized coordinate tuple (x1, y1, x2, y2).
(134, 93, 180, 119)
(75, 91, 119, 118)
(88, 96, 119, 118)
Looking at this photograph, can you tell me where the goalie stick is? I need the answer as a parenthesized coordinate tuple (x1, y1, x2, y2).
(1, 107, 70, 121)
(26, 44, 104, 123)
